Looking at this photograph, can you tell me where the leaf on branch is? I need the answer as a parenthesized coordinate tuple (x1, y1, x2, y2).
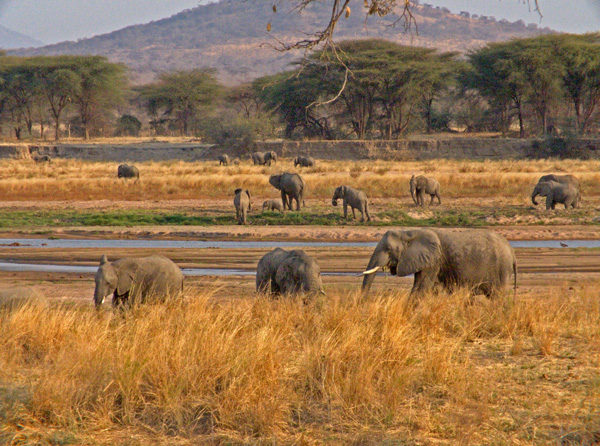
(345, 6, 351, 18)
(267, 22, 271, 32)
(272, 4, 277, 13)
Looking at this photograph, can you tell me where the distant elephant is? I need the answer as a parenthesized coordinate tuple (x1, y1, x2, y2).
(362, 228, 517, 299)
(32, 153, 51, 163)
(218, 154, 230, 166)
(535, 174, 580, 207)
(117, 164, 139, 179)
(262, 199, 284, 213)
(234, 188, 252, 224)
(410, 175, 441, 206)
(256, 248, 325, 296)
(269, 172, 306, 210)
(331, 185, 371, 222)
(531, 180, 578, 209)
(293, 156, 315, 167)
(251, 151, 277, 166)
(94, 255, 184, 308)
(0, 287, 47, 310)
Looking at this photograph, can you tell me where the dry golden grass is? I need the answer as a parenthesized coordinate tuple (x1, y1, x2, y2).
(0, 286, 598, 445)
(0, 157, 599, 203)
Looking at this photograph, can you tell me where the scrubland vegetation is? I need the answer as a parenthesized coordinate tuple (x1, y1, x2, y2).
(0, 286, 598, 444)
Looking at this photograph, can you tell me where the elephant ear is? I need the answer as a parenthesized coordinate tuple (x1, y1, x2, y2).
(417, 176, 427, 188)
(100, 255, 109, 266)
(115, 260, 138, 296)
(395, 229, 442, 277)
(269, 175, 281, 189)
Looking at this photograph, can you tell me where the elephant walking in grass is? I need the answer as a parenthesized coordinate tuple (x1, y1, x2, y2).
(269, 172, 306, 210)
(410, 175, 441, 206)
(234, 188, 252, 224)
(531, 180, 578, 209)
(535, 174, 580, 207)
(362, 228, 517, 299)
(252, 151, 277, 166)
(256, 248, 325, 296)
(94, 255, 184, 308)
(218, 154, 230, 166)
(262, 199, 284, 213)
(331, 185, 371, 222)
(118, 164, 139, 179)
(293, 156, 315, 167)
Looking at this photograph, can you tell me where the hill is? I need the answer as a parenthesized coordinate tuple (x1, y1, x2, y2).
(0, 25, 43, 49)
(9, 0, 554, 85)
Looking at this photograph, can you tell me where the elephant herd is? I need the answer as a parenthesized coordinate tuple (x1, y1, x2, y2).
(93, 226, 518, 309)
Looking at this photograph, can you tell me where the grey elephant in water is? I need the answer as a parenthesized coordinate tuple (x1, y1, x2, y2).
(117, 164, 139, 179)
(269, 172, 306, 210)
(293, 156, 315, 167)
(251, 151, 277, 166)
(534, 174, 580, 207)
(256, 248, 325, 296)
(262, 199, 284, 213)
(218, 154, 230, 166)
(234, 188, 252, 224)
(94, 255, 184, 308)
(410, 175, 441, 206)
(362, 228, 517, 299)
(331, 185, 371, 222)
(531, 180, 578, 209)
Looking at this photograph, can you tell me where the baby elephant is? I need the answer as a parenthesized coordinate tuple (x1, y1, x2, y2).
(218, 154, 230, 166)
(256, 248, 325, 296)
(117, 164, 139, 179)
(331, 185, 371, 222)
(410, 175, 441, 206)
(234, 188, 252, 224)
(293, 156, 315, 167)
(531, 180, 578, 209)
(262, 199, 284, 213)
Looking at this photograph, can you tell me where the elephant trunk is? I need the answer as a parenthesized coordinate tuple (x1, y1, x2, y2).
(93, 284, 107, 308)
(531, 187, 540, 205)
(361, 250, 390, 296)
(410, 180, 417, 205)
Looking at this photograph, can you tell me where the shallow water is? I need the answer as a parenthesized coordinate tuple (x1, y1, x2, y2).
(0, 261, 362, 277)
(0, 238, 598, 249)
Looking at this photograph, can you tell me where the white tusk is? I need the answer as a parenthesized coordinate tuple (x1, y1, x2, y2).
(362, 266, 381, 275)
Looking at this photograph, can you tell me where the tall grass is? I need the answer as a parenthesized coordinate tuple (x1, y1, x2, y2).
(1, 158, 599, 202)
(1, 286, 598, 444)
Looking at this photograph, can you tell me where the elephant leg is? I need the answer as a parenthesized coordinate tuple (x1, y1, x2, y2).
(436, 192, 441, 205)
(281, 191, 289, 210)
(365, 202, 371, 222)
(343, 201, 348, 219)
(429, 194, 435, 206)
(351, 206, 357, 219)
(410, 267, 439, 298)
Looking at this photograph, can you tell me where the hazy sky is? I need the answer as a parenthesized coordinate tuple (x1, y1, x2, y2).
(0, 0, 598, 44)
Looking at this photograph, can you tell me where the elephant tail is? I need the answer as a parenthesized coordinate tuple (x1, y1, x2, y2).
(513, 259, 518, 299)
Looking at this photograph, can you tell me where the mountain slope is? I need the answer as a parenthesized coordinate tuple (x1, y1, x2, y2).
(0, 25, 43, 49)
(10, 0, 553, 85)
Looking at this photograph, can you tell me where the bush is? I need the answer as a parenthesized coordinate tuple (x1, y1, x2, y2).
(115, 114, 142, 137)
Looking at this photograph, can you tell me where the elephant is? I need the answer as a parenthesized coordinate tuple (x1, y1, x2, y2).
(331, 185, 371, 222)
(262, 199, 284, 213)
(117, 164, 139, 179)
(0, 287, 47, 310)
(32, 153, 51, 163)
(269, 172, 306, 211)
(293, 156, 315, 167)
(362, 228, 517, 299)
(234, 188, 252, 224)
(535, 174, 581, 207)
(410, 175, 441, 206)
(218, 154, 230, 166)
(531, 180, 578, 209)
(251, 151, 277, 166)
(256, 248, 325, 296)
(93, 255, 184, 308)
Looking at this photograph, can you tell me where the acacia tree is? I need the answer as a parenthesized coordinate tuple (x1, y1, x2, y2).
(71, 56, 127, 139)
(139, 69, 222, 136)
(42, 68, 81, 141)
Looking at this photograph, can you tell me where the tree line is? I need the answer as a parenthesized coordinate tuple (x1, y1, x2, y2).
(0, 33, 598, 142)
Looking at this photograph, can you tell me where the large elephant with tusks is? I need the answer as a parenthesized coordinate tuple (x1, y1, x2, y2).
(269, 172, 306, 210)
(362, 228, 517, 299)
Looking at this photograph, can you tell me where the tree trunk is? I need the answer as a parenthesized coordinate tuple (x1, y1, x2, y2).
(14, 126, 21, 140)
(54, 117, 60, 141)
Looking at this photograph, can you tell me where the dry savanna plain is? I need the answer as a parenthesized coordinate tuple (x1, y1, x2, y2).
(0, 155, 599, 445)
